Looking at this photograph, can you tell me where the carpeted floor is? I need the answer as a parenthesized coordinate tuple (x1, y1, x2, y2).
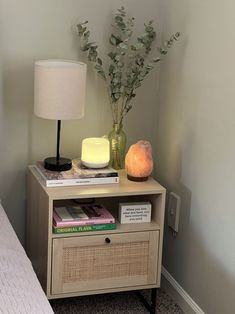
(51, 289, 183, 314)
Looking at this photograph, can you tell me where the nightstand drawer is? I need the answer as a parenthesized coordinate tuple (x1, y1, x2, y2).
(51, 231, 159, 295)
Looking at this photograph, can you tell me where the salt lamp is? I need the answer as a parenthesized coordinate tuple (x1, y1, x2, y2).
(125, 141, 153, 181)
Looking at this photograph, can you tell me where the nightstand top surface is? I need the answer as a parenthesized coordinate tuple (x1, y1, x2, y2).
(28, 166, 165, 200)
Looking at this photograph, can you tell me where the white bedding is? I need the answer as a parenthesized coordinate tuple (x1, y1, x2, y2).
(0, 204, 54, 314)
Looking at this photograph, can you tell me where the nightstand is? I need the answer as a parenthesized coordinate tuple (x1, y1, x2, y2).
(26, 166, 165, 313)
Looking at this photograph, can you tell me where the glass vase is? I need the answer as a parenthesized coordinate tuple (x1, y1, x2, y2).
(108, 123, 127, 170)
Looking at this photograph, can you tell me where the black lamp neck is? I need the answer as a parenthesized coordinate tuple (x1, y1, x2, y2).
(56, 120, 61, 163)
(44, 119, 72, 171)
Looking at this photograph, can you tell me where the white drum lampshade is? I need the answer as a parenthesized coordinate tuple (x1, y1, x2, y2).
(81, 137, 110, 168)
(34, 60, 87, 171)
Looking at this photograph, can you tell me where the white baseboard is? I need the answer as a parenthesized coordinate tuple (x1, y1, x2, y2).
(161, 266, 205, 314)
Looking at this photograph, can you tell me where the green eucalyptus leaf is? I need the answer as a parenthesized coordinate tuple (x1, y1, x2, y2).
(88, 46, 98, 61)
(112, 77, 120, 84)
(146, 63, 154, 69)
(79, 21, 88, 26)
(115, 16, 123, 22)
(117, 61, 124, 67)
(131, 42, 144, 51)
(97, 57, 103, 65)
(98, 70, 106, 80)
(118, 42, 128, 50)
(77, 24, 85, 36)
(83, 30, 90, 39)
(116, 21, 126, 31)
(159, 47, 168, 55)
(108, 51, 116, 60)
(83, 42, 95, 50)
(114, 55, 121, 61)
(109, 64, 115, 74)
(153, 57, 160, 62)
(112, 86, 121, 93)
(117, 7, 126, 17)
(95, 64, 101, 70)
(109, 34, 123, 46)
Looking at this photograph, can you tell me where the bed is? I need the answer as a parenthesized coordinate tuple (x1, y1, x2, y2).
(0, 203, 54, 313)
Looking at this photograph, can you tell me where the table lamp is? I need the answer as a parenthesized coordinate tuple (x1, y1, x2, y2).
(34, 60, 86, 171)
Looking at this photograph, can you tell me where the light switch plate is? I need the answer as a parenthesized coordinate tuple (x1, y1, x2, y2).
(168, 192, 181, 232)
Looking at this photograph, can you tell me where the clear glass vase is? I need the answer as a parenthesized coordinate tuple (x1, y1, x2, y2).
(108, 123, 127, 170)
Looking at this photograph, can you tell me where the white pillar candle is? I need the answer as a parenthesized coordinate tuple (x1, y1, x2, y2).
(81, 137, 110, 168)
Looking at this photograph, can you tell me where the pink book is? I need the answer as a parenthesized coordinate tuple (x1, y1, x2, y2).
(53, 204, 115, 227)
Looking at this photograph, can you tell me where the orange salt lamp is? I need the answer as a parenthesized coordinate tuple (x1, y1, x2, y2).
(125, 140, 153, 181)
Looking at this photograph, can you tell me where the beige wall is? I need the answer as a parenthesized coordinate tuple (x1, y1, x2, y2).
(2, 1, 233, 312)
(0, 1, 161, 242)
(156, 1, 235, 313)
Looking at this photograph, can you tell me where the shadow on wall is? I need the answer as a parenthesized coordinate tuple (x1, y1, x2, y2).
(1, 58, 34, 160)
(157, 144, 235, 314)
(154, 141, 193, 233)
(0, 57, 34, 243)
(159, 143, 193, 276)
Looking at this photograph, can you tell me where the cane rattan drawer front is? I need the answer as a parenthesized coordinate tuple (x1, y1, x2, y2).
(51, 231, 159, 295)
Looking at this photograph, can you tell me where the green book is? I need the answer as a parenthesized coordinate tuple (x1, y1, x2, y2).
(53, 223, 116, 234)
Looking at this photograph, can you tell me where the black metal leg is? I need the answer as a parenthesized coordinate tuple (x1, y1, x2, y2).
(135, 288, 157, 314)
(150, 288, 157, 314)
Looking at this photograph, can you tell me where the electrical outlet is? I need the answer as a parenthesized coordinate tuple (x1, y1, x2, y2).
(168, 192, 181, 233)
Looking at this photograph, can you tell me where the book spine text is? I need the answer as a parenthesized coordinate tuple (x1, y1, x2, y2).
(53, 223, 116, 234)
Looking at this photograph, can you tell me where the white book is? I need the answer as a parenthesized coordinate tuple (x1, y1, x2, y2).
(54, 206, 89, 221)
(32, 165, 119, 187)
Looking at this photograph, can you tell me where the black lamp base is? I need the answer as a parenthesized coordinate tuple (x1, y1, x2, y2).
(44, 157, 72, 172)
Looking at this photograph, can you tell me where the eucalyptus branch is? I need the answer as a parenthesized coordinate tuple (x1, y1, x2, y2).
(118, 95, 127, 124)
(75, 7, 180, 126)
(107, 86, 116, 123)
(77, 21, 107, 81)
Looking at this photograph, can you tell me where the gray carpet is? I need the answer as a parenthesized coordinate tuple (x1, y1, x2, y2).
(51, 289, 183, 314)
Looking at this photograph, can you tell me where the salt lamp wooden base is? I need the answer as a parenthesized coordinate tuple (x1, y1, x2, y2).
(127, 174, 148, 182)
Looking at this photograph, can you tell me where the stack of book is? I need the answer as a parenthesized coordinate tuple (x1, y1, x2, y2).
(53, 204, 116, 234)
(33, 159, 119, 187)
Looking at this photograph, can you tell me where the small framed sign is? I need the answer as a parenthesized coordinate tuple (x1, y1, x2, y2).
(118, 202, 152, 224)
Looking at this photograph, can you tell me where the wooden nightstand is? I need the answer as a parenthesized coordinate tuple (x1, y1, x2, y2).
(26, 166, 165, 313)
